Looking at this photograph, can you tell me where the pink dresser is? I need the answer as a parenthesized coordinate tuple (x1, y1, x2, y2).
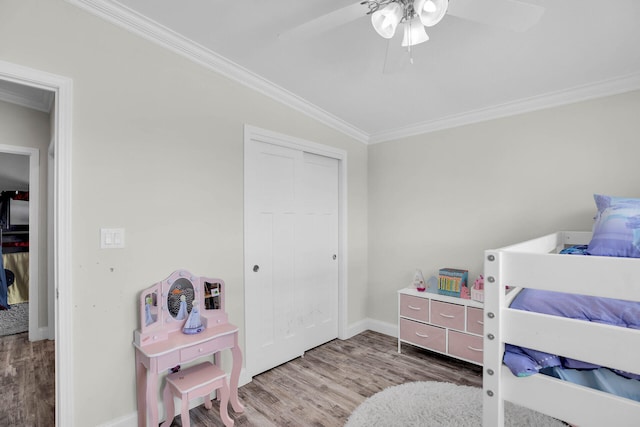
(398, 288, 484, 365)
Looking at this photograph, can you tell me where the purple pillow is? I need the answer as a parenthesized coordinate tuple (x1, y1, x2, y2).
(587, 194, 640, 258)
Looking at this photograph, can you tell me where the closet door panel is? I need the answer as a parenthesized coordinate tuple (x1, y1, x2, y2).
(299, 153, 339, 350)
(245, 141, 304, 376)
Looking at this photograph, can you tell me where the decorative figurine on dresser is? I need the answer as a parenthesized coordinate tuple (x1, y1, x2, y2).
(133, 270, 244, 427)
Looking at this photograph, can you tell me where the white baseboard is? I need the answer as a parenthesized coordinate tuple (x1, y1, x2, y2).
(98, 411, 137, 427)
(28, 326, 49, 342)
(347, 318, 396, 339)
(346, 318, 369, 338)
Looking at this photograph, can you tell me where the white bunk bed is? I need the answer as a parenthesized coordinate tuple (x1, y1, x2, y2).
(483, 231, 640, 427)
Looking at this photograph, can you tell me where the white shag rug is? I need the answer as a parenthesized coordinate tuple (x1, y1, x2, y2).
(346, 381, 565, 427)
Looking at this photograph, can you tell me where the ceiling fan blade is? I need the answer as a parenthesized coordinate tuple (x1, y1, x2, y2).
(447, 0, 545, 32)
(278, 2, 366, 40)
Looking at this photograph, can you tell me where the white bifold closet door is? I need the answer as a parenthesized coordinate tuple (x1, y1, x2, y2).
(245, 139, 339, 377)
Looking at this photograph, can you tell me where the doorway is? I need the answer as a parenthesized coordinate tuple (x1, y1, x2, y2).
(0, 60, 73, 426)
(243, 125, 348, 378)
(0, 147, 39, 339)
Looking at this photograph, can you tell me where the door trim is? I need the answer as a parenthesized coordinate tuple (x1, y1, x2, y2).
(243, 125, 348, 376)
(0, 59, 73, 427)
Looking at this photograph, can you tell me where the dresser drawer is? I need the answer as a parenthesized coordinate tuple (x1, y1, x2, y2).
(430, 301, 465, 330)
(449, 330, 483, 364)
(399, 318, 446, 353)
(399, 294, 429, 322)
(467, 307, 484, 335)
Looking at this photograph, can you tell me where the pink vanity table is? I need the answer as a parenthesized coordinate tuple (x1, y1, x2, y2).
(133, 270, 245, 427)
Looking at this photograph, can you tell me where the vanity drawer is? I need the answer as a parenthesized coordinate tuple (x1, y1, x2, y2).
(156, 351, 181, 372)
(449, 330, 483, 364)
(180, 340, 218, 362)
(430, 301, 464, 330)
(399, 294, 429, 322)
(467, 307, 484, 335)
(400, 318, 446, 353)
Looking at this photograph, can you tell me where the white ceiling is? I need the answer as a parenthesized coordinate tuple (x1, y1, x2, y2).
(71, 0, 640, 143)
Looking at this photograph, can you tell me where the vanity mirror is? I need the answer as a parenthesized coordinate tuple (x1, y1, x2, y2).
(204, 281, 222, 310)
(134, 270, 229, 347)
(167, 277, 194, 319)
(143, 291, 159, 327)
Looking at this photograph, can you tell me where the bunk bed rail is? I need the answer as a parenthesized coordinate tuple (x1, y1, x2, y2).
(483, 231, 640, 427)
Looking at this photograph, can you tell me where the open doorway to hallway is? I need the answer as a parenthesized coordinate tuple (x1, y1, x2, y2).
(0, 60, 73, 426)
(0, 79, 54, 424)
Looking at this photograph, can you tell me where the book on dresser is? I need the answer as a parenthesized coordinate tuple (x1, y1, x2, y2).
(397, 287, 484, 365)
(437, 268, 469, 298)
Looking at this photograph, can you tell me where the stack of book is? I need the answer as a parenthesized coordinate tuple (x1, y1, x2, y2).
(438, 268, 469, 298)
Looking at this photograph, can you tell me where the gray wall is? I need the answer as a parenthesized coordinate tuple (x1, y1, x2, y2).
(368, 90, 640, 325)
(0, 151, 29, 190)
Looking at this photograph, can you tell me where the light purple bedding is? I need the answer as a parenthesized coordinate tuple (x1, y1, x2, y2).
(504, 288, 640, 381)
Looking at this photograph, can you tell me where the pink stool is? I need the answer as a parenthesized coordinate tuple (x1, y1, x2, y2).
(161, 361, 233, 427)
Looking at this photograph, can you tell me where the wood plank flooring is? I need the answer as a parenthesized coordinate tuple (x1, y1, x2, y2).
(0, 332, 55, 427)
(0, 330, 483, 426)
(177, 330, 483, 427)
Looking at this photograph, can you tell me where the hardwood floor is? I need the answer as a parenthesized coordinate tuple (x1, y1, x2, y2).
(0, 330, 483, 426)
(0, 332, 55, 427)
(173, 330, 483, 427)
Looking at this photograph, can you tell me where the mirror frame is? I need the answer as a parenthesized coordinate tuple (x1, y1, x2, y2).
(134, 270, 229, 347)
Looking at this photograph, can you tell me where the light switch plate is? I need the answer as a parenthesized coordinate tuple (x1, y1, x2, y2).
(101, 228, 125, 249)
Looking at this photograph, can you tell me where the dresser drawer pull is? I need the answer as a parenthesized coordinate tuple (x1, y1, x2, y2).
(415, 332, 429, 338)
(439, 313, 455, 318)
(408, 305, 421, 310)
(467, 346, 483, 352)
(476, 320, 484, 325)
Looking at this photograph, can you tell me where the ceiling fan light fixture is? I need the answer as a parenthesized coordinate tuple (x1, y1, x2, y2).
(371, 2, 403, 39)
(401, 17, 429, 47)
(422, 0, 437, 13)
(415, 0, 448, 27)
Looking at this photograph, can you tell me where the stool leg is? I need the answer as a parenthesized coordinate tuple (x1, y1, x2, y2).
(161, 384, 175, 427)
(219, 379, 234, 427)
(181, 395, 191, 427)
(204, 391, 213, 410)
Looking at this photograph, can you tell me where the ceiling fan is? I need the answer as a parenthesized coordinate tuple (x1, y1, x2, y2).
(279, 0, 544, 73)
(279, 0, 545, 44)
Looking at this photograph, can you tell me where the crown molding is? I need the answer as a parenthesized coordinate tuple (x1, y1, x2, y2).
(0, 81, 54, 113)
(65, 0, 370, 144)
(64, 1, 640, 146)
(368, 73, 640, 144)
